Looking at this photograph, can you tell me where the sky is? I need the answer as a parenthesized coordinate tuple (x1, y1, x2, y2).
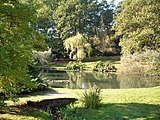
(112, 0, 123, 5)
(99, 0, 123, 6)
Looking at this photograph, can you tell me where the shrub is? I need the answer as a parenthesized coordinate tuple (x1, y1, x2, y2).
(66, 61, 86, 71)
(93, 61, 117, 72)
(147, 62, 160, 75)
(30, 78, 48, 90)
(81, 85, 101, 109)
(120, 49, 160, 74)
(27, 61, 48, 91)
(59, 104, 79, 120)
(33, 48, 52, 65)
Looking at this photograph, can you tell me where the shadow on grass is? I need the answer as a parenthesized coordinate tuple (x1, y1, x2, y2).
(101, 103, 160, 120)
(0, 88, 59, 120)
(0, 106, 52, 120)
(1, 102, 160, 120)
(64, 103, 160, 120)
(19, 88, 59, 97)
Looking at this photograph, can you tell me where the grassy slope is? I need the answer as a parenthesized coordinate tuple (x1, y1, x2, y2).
(55, 87, 160, 120)
(0, 87, 160, 120)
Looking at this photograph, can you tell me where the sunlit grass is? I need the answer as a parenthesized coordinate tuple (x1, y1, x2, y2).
(40, 56, 121, 71)
(57, 87, 160, 120)
(1, 87, 160, 120)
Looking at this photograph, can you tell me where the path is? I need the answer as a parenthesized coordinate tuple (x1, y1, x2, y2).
(6, 89, 76, 105)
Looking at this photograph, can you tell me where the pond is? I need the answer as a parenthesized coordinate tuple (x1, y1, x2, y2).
(41, 69, 160, 89)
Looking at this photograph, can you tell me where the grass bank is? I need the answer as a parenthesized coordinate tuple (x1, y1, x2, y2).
(1, 87, 159, 120)
(41, 56, 121, 71)
(57, 87, 160, 120)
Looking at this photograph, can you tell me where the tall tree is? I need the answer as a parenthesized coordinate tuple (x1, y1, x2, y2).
(114, 0, 160, 55)
(0, 0, 41, 97)
(35, 0, 64, 57)
(34, 0, 115, 57)
(53, 0, 114, 40)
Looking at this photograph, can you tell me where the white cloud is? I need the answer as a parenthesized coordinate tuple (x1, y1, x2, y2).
(98, 0, 123, 5)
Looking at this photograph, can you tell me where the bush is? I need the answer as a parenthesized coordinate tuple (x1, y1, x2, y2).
(93, 61, 117, 72)
(59, 104, 79, 120)
(27, 61, 48, 91)
(66, 61, 86, 71)
(81, 85, 101, 109)
(33, 48, 52, 65)
(30, 78, 48, 90)
(147, 62, 160, 75)
(120, 49, 160, 75)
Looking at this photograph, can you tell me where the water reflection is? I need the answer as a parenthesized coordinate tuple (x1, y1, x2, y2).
(117, 75, 160, 89)
(42, 70, 160, 89)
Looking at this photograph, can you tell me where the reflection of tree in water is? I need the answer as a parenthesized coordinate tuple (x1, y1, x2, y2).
(66, 71, 160, 89)
(66, 71, 120, 89)
(117, 74, 160, 89)
(67, 71, 107, 89)
(92, 72, 115, 80)
(66, 71, 86, 89)
(92, 72, 120, 89)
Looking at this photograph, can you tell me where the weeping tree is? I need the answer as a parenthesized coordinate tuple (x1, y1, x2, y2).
(64, 33, 92, 61)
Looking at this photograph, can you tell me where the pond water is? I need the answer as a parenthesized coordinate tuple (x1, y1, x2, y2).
(42, 69, 160, 89)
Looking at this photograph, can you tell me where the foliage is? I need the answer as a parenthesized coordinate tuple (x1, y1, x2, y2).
(33, 48, 52, 65)
(54, 0, 114, 40)
(115, 1, 124, 14)
(120, 49, 160, 74)
(59, 104, 80, 120)
(0, 0, 38, 98)
(91, 32, 121, 56)
(66, 61, 86, 71)
(147, 62, 160, 75)
(28, 62, 48, 91)
(64, 33, 92, 61)
(93, 61, 117, 72)
(30, 77, 48, 90)
(35, 0, 65, 57)
(114, 0, 160, 54)
(81, 85, 101, 109)
(34, 0, 115, 57)
(0, 0, 48, 98)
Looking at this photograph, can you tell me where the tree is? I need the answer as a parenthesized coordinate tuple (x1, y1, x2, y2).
(53, 0, 114, 39)
(115, 1, 124, 14)
(64, 33, 92, 61)
(35, 0, 65, 57)
(0, 0, 41, 97)
(33, 0, 115, 57)
(114, 0, 160, 55)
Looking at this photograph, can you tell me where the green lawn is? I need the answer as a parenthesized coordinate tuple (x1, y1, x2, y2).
(0, 87, 160, 120)
(55, 87, 160, 120)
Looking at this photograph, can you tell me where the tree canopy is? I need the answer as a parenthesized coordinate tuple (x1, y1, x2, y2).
(35, 0, 115, 56)
(54, 0, 114, 40)
(114, 0, 160, 55)
(0, 0, 42, 97)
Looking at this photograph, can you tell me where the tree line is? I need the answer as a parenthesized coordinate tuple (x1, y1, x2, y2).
(0, 0, 159, 98)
